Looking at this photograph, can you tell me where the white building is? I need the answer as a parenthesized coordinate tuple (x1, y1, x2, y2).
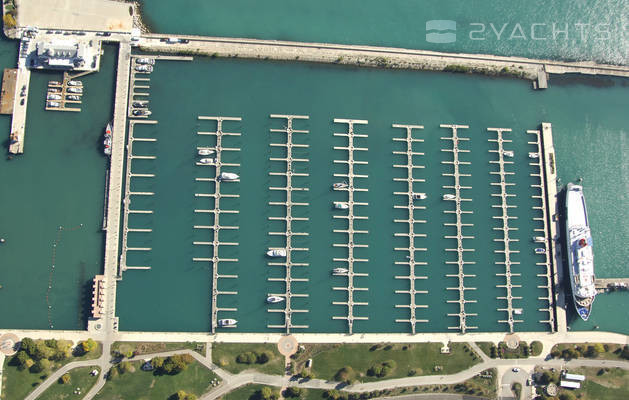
(35, 40, 87, 68)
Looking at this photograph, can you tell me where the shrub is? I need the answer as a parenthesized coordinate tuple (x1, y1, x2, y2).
(80, 338, 98, 353)
(334, 366, 354, 383)
(284, 387, 303, 398)
(236, 351, 258, 364)
(59, 373, 71, 384)
(257, 351, 271, 364)
(621, 345, 629, 360)
(3, 13, 16, 29)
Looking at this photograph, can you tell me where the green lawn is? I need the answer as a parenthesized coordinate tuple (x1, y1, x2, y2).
(1, 343, 102, 400)
(212, 343, 284, 375)
(566, 367, 629, 400)
(111, 341, 206, 357)
(308, 343, 480, 382)
(37, 367, 100, 400)
(93, 360, 218, 400)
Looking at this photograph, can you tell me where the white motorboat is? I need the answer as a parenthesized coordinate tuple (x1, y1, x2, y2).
(514, 308, 523, 315)
(198, 148, 216, 156)
(66, 95, 80, 101)
(132, 101, 148, 108)
(534, 247, 546, 254)
(132, 109, 151, 116)
(103, 122, 112, 156)
(443, 194, 456, 201)
(135, 57, 156, 65)
(135, 64, 153, 73)
(533, 236, 546, 243)
(199, 157, 217, 164)
(332, 181, 349, 189)
(67, 80, 82, 86)
(47, 94, 61, 100)
(217, 319, 237, 327)
(528, 152, 539, 159)
(332, 267, 349, 275)
(218, 172, 239, 181)
(49, 81, 61, 85)
(47, 101, 60, 107)
(67, 87, 83, 93)
(267, 249, 287, 257)
(413, 193, 427, 200)
(503, 150, 514, 157)
(48, 88, 60, 92)
(333, 201, 349, 210)
(266, 296, 285, 304)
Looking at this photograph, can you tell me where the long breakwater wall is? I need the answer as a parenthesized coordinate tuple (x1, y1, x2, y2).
(139, 34, 629, 86)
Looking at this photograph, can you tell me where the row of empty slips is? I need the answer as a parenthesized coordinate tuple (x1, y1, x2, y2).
(487, 128, 523, 333)
(119, 120, 159, 274)
(440, 124, 477, 334)
(267, 115, 310, 332)
(332, 119, 370, 335)
(527, 129, 555, 331)
(193, 116, 242, 333)
(391, 124, 429, 335)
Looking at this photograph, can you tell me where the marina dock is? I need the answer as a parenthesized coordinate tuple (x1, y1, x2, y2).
(8, 67, 30, 154)
(332, 118, 369, 334)
(527, 129, 556, 332)
(194, 116, 241, 333)
(0, 68, 17, 114)
(45, 71, 90, 112)
(119, 119, 158, 274)
(392, 124, 429, 334)
(267, 114, 310, 333)
(487, 128, 522, 333)
(440, 124, 477, 334)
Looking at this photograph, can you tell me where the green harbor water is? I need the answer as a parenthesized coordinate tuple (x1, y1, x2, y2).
(0, 0, 627, 334)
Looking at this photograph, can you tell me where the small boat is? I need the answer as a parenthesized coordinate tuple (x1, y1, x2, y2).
(47, 101, 60, 107)
(132, 101, 148, 108)
(266, 296, 285, 304)
(332, 267, 349, 275)
(333, 201, 349, 210)
(66, 95, 80, 101)
(503, 150, 514, 158)
(528, 152, 539, 159)
(104, 122, 112, 156)
(332, 181, 349, 189)
(199, 157, 217, 164)
(67, 80, 82, 86)
(67, 87, 83, 93)
(413, 193, 427, 200)
(49, 81, 61, 85)
(135, 57, 155, 65)
(218, 172, 239, 181)
(534, 247, 546, 254)
(443, 194, 456, 201)
(47, 94, 61, 100)
(267, 249, 287, 258)
(48, 87, 60, 92)
(533, 236, 546, 243)
(217, 319, 237, 327)
(132, 109, 151, 116)
(135, 65, 153, 73)
(514, 308, 523, 315)
(198, 148, 216, 156)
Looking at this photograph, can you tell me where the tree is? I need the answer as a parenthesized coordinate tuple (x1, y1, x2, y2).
(3, 14, 16, 29)
(299, 369, 313, 380)
(257, 351, 271, 364)
(335, 366, 354, 383)
(258, 386, 276, 400)
(621, 345, 629, 360)
(32, 340, 55, 361)
(59, 373, 71, 384)
(559, 392, 577, 400)
(31, 358, 51, 373)
(285, 387, 303, 398)
(14, 351, 31, 370)
(172, 390, 197, 400)
(236, 351, 257, 364)
(324, 390, 341, 400)
(151, 356, 165, 370)
(20, 338, 36, 356)
(118, 361, 133, 374)
(81, 338, 98, 353)
(162, 355, 190, 375)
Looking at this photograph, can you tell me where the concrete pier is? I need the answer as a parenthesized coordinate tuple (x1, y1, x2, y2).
(332, 118, 369, 334)
(527, 129, 556, 331)
(487, 128, 522, 333)
(392, 124, 429, 334)
(440, 124, 477, 334)
(194, 116, 241, 333)
(120, 119, 158, 274)
(8, 66, 30, 154)
(540, 123, 566, 333)
(267, 114, 310, 333)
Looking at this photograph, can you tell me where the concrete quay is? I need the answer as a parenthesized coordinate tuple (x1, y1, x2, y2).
(139, 34, 629, 85)
(8, 66, 30, 154)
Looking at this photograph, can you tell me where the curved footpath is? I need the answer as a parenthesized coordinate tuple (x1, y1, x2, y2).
(16, 343, 629, 400)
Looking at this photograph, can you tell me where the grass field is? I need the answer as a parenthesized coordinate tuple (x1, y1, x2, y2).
(93, 360, 218, 400)
(566, 367, 629, 400)
(306, 343, 480, 382)
(37, 367, 100, 400)
(1, 343, 102, 400)
(111, 341, 206, 357)
(212, 343, 284, 375)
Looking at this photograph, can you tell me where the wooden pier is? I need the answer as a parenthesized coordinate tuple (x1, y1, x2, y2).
(119, 119, 158, 274)
(528, 129, 556, 332)
(8, 66, 30, 154)
(440, 124, 477, 334)
(392, 124, 429, 334)
(332, 118, 369, 334)
(267, 114, 310, 333)
(487, 128, 522, 333)
(194, 116, 241, 333)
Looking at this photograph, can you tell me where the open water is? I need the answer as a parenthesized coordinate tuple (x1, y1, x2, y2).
(0, 1, 627, 333)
